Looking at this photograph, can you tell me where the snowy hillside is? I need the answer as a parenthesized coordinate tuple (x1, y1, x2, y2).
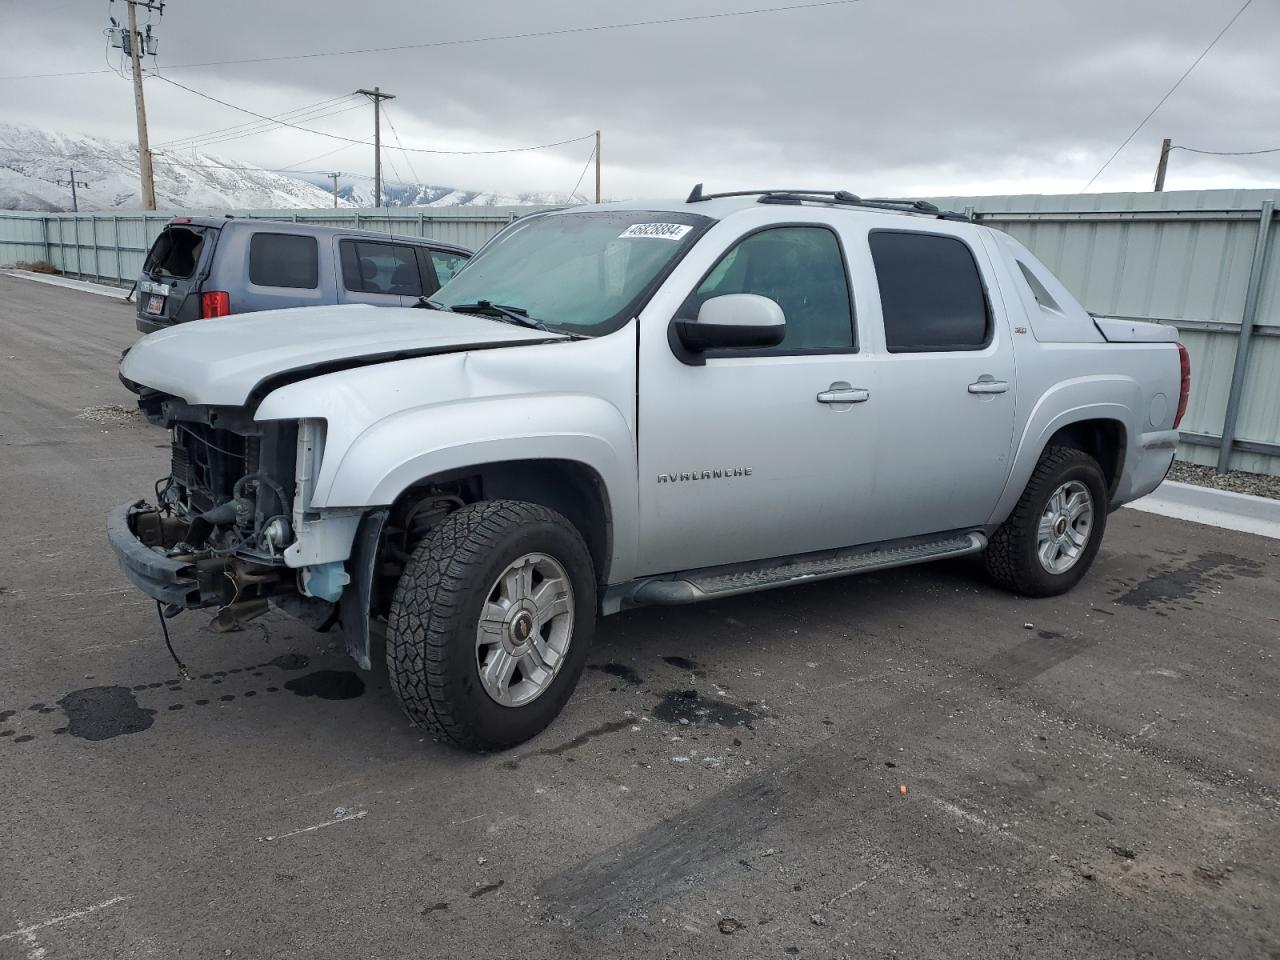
(0, 124, 589, 212)
(320, 178, 587, 209)
(0, 124, 343, 212)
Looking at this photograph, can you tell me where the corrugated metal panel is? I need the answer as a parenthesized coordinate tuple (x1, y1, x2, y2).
(928, 189, 1280, 475)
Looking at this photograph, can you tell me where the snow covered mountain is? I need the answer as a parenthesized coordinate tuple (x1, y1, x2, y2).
(0, 124, 342, 212)
(0, 124, 588, 212)
(311, 178, 586, 209)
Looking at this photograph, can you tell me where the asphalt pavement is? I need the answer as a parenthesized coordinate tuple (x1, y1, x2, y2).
(1, 274, 1277, 960)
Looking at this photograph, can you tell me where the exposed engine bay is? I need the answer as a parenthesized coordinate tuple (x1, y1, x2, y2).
(125, 389, 309, 631)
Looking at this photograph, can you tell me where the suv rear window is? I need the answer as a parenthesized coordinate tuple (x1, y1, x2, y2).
(339, 240, 423, 296)
(144, 226, 206, 279)
(249, 233, 319, 289)
(870, 231, 989, 352)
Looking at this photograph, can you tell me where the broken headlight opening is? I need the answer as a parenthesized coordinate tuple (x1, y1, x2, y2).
(134, 394, 310, 633)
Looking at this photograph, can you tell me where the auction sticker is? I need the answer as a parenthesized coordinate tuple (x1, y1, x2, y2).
(619, 223, 692, 241)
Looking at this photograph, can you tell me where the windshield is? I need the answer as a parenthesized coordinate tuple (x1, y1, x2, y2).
(433, 210, 712, 335)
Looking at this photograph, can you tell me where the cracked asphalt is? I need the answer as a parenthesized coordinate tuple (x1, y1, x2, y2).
(1, 274, 1278, 959)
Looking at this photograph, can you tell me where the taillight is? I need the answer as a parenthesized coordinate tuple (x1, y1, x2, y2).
(200, 291, 230, 319)
(1173, 342, 1191, 428)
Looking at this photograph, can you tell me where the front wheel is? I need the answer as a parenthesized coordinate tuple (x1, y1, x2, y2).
(386, 500, 597, 751)
(984, 446, 1108, 597)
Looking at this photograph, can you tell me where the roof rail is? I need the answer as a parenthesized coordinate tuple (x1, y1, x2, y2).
(685, 183, 971, 221)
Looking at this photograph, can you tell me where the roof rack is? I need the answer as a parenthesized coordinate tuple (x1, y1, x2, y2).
(684, 183, 971, 222)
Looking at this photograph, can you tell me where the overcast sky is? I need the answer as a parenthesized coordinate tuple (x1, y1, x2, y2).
(3, 0, 1278, 200)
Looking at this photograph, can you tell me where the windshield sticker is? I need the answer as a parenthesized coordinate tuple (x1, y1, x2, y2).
(619, 223, 692, 241)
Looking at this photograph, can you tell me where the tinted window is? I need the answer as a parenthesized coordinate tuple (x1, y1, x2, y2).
(340, 240, 423, 296)
(431, 250, 467, 285)
(870, 231, 989, 352)
(690, 226, 853, 351)
(248, 233, 318, 289)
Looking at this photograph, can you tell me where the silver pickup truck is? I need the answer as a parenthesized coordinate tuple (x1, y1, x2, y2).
(110, 188, 1189, 750)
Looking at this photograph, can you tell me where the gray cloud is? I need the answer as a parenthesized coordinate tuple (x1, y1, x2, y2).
(4, 0, 1277, 199)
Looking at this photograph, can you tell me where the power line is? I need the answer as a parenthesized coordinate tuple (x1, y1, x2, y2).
(569, 143, 596, 203)
(382, 105, 422, 187)
(156, 75, 596, 155)
(153, 93, 357, 148)
(1172, 144, 1280, 157)
(1081, 0, 1254, 191)
(0, 1, 863, 81)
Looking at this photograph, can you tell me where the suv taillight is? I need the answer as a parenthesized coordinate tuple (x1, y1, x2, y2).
(200, 291, 230, 319)
(1173, 342, 1191, 428)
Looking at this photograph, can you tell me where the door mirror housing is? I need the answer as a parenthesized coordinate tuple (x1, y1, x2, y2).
(674, 294, 786, 356)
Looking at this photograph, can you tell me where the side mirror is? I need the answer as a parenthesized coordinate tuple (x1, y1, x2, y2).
(674, 293, 786, 353)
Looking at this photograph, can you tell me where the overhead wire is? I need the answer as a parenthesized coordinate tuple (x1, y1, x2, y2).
(569, 143, 597, 203)
(0, 1, 863, 81)
(154, 93, 358, 149)
(1171, 144, 1280, 157)
(155, 75, 595, 155)
(1081, 0, 1255, 191)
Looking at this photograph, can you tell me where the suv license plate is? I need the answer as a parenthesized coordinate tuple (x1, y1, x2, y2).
(146, 294, 165, 314)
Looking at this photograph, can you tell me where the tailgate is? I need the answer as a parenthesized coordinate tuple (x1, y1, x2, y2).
(137, 223, 218, 327)
(1093, 315, 1179, 343)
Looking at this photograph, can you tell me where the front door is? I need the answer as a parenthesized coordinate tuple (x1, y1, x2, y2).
(636, 224, 876, 576)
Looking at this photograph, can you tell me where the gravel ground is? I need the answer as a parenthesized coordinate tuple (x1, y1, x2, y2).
(1168, 459, 1280, 500)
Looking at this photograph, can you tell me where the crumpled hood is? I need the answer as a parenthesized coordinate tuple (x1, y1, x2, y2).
(120, 303, 564, 407)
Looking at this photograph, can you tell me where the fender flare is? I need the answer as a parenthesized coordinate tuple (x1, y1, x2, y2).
(991, 375, 1138, 524)
(316, 393, 639, 582)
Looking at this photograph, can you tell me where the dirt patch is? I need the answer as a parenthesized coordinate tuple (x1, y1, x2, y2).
(77, 404, 140, 426)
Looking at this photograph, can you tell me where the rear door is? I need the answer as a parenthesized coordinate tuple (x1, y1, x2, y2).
(854, 226, 1016, 543)
(336, 237, 429, 306)
(137, 221, 217, 327)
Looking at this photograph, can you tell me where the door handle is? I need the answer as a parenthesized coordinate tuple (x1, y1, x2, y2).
(817, 384, 870, 404)
(968, 376, 1009, 395)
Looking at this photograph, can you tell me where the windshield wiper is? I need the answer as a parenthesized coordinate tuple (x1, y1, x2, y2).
(447, 300, 553, 333)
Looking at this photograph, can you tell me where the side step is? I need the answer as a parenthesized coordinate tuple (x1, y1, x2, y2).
(629, 532, 987, 606)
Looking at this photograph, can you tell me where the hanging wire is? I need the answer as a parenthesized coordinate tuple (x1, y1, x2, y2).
(569, 142, 597, 203)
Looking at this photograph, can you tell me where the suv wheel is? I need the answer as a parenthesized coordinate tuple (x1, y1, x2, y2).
(386, 500, 596, 751)
(984, 446, 1108, 598)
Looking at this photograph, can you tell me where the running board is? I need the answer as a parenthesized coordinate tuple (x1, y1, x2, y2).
(627, 532, 987, 607)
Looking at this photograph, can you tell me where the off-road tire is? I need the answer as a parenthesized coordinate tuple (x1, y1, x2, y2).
(984, 445, 1108, 598)
(386, 499, 596, 751)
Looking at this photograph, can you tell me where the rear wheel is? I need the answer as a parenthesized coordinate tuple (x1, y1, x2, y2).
(386, 499, 596, 751)
(984, 446, 1108, 597)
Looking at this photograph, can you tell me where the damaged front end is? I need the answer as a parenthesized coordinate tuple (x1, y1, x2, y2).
(107, 392, 329, 633)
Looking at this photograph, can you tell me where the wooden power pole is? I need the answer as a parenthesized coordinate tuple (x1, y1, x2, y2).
(355, 87, 395, 208)
(56, 169, 90, 212)
(326, 172, 342, 208)
(125, 0, 157, 210)
(594, 129, 602, 204)
(1154, 138, 1172, 192)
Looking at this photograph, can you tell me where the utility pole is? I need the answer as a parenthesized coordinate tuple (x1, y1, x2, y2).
(354, 87, 395, 208)
(326, 172, 342, 208)
(1154, 137, 1172, 192)
(123, 0, 160, 209)
(56, 169, 90, 212)
(594, 129, 602, 204)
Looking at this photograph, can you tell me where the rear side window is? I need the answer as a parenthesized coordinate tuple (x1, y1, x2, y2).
(340, 240, 424, 296)
(870, 231, 989, 352)
(144, 226, 206, 279)
(249, 233, 318, 289)
(431, 250, 467, 285)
